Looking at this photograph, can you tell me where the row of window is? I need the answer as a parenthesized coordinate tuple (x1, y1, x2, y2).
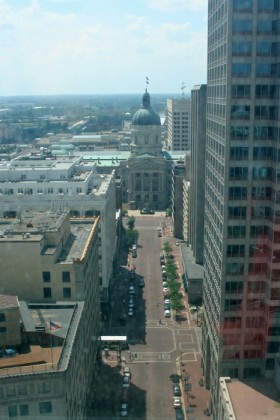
(209, 83, 280, 101)
(8, 402, 52, 417)
(232, 41, 280, 56)
(232, 63, 280, 78)
(231, 105, 279, 120)
(229, 186, 271, 200)
(43, 271, 71, 283)
(230, 126, 277, 141)
(0, 188, 84, 195)
(43, 287, 71, 299)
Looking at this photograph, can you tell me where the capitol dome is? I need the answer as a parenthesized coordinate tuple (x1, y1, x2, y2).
(132, 91, 161, 126)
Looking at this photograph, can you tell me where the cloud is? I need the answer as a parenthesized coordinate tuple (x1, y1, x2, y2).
(0, 0, 207, 94)
(147, 0, 207, 13)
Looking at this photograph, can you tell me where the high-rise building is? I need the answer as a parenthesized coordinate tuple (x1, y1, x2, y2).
(166, 98, 191, 151)
(189, 84, 207, 265)
(202, 0, 280, 416)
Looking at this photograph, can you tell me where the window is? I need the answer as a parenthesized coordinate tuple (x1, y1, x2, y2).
(18, 384, 27, 396)
(228, 206, 246, 219)
(230, 147, 248, 161)
(226, 262, 244, 275)
(230, 126, 249, 140)
(256, 63, 280, 77)
(39, 401, 52, 414)
(258, 0, 279, 12)
(256, 41, 279, 56)
(233, 0, 253, 12)
(257, 20, 279, 34)
(232, 19, 252, 34)
(0, 327, 7, 333)
(43, 288, 52, 298)
(0, 313, 5, 322)
(42, 271, 51, 283)
(232, 41, 252, 56)
(38, 382, 51, 394)
(62, 271, 70, 282)
(20, 405, 29, 416)
(225, 281, 243, 293)
(8, 406, 17, 418)
(63, 287, 71, 298)
(231, 105, 250, 119)
(231, 63, 251, 77)
(231, 85, 250, 99)
(228, 187, 247, 200)
(255, 105, 277, 119)
(228, 226, 246, 238)
(256, 84, 279, 99)
(227, 245, 245, 257)
(229, 167, 248, 180)
(47, 188, 53, 194)
(7, 386, 16, 397)
(254, 126, 274, 140)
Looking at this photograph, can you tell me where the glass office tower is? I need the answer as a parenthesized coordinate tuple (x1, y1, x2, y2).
(202, 0, 280, 415)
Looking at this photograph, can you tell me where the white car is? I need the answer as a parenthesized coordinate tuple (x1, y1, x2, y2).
(162, 281, 168, 287)
(129, 302, 134, 308)
(123, 366, 131, 378)
(163, 287, 169, 293)
(120, 403, 128, 417)
(164, 297, 170, 304)
(164, 309, 171, 318)
(173, 397, 182, 409)
(128, 308, 133, 316)
(129, 296, 134, 304)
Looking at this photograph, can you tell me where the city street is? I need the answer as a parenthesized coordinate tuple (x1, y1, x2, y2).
(93, 214, 208, 419)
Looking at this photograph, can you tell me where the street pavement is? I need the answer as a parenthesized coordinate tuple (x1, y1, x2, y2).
(93, 212, 210, 420)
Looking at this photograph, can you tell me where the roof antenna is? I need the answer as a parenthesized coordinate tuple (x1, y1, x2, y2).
(181, 82, 186, 98)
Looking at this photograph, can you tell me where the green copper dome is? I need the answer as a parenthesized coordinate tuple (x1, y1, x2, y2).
(132, 91, 161, 126)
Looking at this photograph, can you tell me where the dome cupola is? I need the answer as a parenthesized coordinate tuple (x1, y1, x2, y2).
(132, 90, 161, 126)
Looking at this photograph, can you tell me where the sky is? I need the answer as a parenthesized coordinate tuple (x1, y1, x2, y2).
(0, 0, 208, 96)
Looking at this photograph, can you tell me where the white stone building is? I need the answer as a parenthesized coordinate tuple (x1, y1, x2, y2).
(0, 155, 116, 304)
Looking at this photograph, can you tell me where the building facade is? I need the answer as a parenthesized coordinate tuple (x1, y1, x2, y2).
(202, 0, 280, 416)
(122, 90, 172, 210)
(166, 98, 191, 151)
(189, 84, 207, 265)
(0, 156, 116, 304)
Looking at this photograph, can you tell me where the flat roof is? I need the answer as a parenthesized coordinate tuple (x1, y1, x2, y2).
(0, 301, 84, 377)
(181, 244, 204, 279)
(226, 379, 280, 420)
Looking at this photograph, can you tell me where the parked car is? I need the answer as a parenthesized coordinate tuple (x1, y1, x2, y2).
(129, 286, 135, 294)
(162, 281, 168, 287)
(164, 297, 170, 304)
(128, 308, 133, 316)
(164, 309, 171, 318)
(173, 397, 182, 409)
(163, 287, 169, 293)
(123, 366, 131, 379)
(164, 304, 170, 310)
(173, 384, 182, 397)
(129, 302, 134, 308)
(122, 376, 130, 388)
(139, 278, 145, 287)
(120, 403, 128, 417)
(121, 388, 128, 403)
(175, 408, 185, 419)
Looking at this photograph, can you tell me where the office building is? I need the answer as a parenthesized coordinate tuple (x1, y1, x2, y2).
(0, 211, 100, 419)
(0, 156, 116, 305)
(202, 0, 280, 416)
(166, 98, 191, 151)
(189, 84, 207, 265)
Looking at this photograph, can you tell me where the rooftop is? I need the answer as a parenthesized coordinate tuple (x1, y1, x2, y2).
(0, 301, 84, 378)
(0, 294, 19, 309)
(225, 378, 280, 420)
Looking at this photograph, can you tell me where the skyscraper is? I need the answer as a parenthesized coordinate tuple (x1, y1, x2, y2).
(166, 98, 191, 151)
(202, 0, 280, 416)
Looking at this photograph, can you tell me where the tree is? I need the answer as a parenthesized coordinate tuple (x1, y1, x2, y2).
(162, 241, 173, 254)
(125, 229, 139, 247)
(126, 216, 136, 230)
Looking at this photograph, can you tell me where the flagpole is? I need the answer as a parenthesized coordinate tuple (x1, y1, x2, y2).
(49, 321, 54, 368)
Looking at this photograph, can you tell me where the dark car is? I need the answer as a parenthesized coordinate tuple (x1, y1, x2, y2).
(164, 304, 170, 310)
(173, 384, 182, 396)
(176, 408, 185, 419)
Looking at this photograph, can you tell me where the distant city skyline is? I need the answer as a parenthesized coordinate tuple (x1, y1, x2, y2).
(0, 0, 207, 96)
